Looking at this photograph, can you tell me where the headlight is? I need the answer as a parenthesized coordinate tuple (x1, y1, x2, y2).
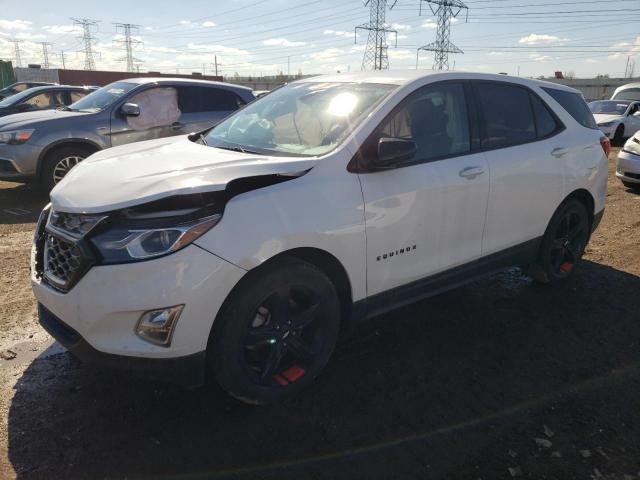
(598, 121, 615, 128)
(0, 129, 35, 145)
(623, 136, 640, 156)
(90, 214, 221, 264)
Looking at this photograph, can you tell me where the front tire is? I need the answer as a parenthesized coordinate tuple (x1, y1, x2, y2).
(529, 199, 590, 285)
(613, 125, 625, 145)
(41, 146, 91, 192)
(210, 257, 340, 404)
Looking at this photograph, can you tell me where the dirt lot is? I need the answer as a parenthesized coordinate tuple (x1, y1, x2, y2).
(1, 148, 639, 480)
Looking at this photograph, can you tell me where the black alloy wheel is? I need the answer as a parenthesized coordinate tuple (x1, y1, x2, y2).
(210, 257, 340, 404)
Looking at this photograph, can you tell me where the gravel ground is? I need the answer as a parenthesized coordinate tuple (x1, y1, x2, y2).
(1, 148, 639, 480)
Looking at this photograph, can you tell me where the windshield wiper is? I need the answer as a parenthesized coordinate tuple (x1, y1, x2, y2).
(213, 145, 264, 155)
(57, 106, 73, 111)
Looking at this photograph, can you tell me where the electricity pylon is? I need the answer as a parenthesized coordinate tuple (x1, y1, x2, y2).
(72, 18, 99, 70)
(113, 23, 143, 72)
(355, 0, 398, 71)
(416, 0, 468, 70)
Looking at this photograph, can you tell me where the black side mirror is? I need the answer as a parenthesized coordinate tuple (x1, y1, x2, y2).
(374, 137, 417, 168)
(121, 102, 140, 117)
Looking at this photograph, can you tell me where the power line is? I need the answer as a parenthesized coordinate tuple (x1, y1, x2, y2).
(417, 0, 469, 70)
(114, 23, 143, 72)
(72, 17, 99, 70)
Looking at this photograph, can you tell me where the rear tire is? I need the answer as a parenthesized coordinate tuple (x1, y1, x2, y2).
(41, 146, 92, 192)
(621, 180, 640, 192)
(210, 257, 340, 405)
(613, 125, 625, 145)
(529, 199, 590, 285)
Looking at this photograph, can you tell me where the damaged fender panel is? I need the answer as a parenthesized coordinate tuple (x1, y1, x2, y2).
(49, 135, 320, 214)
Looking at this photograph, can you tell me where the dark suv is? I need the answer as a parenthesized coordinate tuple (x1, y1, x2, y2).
(0, 81, 55, 100)
(0, 77, 254, 190)
(0, 85, 97, 117)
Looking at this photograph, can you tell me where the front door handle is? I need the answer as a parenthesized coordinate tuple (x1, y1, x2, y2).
(551, 147, 569, 158)
(459, 166, 485, 179)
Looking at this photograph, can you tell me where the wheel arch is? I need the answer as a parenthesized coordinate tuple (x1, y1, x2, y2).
(564, 188, 595, 228)
(36, 139, 102, 180)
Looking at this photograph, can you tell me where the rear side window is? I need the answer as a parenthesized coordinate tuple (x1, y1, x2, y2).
(613, 88, 640, 101)
(475, 82, 536, 148)
(541, 87, 597, 129)
(178, 86, 246, 113)
(530, 93, 560, 138)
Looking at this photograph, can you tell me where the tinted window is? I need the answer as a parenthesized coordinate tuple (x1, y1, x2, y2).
(542, 87, 597, 129)
(379, 82, 470, 162)
(178, 86, 245, 113)
(476, 82, 535, 148)
(613, 88, 640, 101)
(70, 81, 138, 113)
(69, 91, 89, 103)
(531, 93, 559, 138)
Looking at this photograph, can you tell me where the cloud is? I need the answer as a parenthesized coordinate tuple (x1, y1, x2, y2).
(263, 38, 307, 47)
(391, 23, 411, 31)
(519, 34, 569, 45)
(201, 21, 216, 27)
(0, 19, 32, 31)
(422, 20, 437, 29)
(309, 48, 343, 61)
(186, 43, 249, 55)
(397, 34, 408, 40)
(146, 45, 180, 54)
(180, 20, 191, 25)
(529, 53, 552, 63)
(324, 29, 353, 38)
(388, 49, 415, 60)
(43, 24, 82, 35)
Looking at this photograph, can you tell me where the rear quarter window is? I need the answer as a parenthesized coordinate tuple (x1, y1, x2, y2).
(541, 87, 597, 130)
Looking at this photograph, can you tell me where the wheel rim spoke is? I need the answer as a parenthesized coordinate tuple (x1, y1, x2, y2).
(273, 289, 291, 324)
(288, 336, 316, 360)
(246, 326, 279, 347)
(290, 302, 319, 329)
(260, 343, 284, 381)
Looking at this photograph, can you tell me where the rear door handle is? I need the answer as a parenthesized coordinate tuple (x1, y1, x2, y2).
(551, 147, 569, 158)
(459, 166, 485, 179)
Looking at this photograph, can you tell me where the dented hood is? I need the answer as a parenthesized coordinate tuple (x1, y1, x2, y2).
(50, 135, 320, 214)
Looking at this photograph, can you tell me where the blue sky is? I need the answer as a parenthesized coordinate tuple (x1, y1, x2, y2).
(0, 0, 638, 78)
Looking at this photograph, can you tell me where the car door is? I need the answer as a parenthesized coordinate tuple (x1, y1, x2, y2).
(110, 86, 182, 147)
(357, 81, 490, 296)
(473, 81, 565, 256)
(624, 102, 640, 136)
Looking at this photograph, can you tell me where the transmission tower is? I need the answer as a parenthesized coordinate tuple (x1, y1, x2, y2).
(72, 18, 99, 70)
(113, 23, 143, 72)
(10, 40, 23, 67)
(39, 42, 53, 69)
(416, 0, 468, 70)
(355, 0, 398, 71)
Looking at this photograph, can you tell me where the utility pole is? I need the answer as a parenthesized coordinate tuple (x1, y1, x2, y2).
(113, 23, 142, 72)
(416, 0, 468, 70)
(214, 55, 218, 76)
(39, 42, 53, 69)
(72, 18, 99, 70)
(60, 49, 67, 69)
(10, 40, 23, 68)
(287, 56, 290, 78)
(355, 0, 398, 71)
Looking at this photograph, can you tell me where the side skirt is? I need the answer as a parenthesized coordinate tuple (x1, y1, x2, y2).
(350, 237, 542, 326)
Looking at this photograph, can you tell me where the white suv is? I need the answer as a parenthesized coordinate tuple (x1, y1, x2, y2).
(32, 71, 608, 404)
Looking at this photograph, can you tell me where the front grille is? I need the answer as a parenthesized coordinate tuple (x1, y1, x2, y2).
(43, 234, 87, 291)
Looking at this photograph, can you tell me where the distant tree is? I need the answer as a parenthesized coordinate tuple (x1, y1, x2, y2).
(297, 68, 303, 79)
(248, 75, 253, 81)
(276, 70, 286, 81)
(233, 71, 240, 79)
(565, 71, 575, 79)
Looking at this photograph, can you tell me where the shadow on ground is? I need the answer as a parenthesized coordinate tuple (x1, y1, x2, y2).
(7, 260, 640, 479)
(0, 182, 47, 226)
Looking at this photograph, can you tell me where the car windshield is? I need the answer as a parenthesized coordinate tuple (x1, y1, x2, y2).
(612, 88, 640, 101)
(68, 81, 138, 113)
(0, 88, 41, 107)
(589, 100, 630, 115)
(205, 82, 396, 157)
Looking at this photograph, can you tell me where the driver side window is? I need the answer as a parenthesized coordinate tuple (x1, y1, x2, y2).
(379, 82, 471, 163)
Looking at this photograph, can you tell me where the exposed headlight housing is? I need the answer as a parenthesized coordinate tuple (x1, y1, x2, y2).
(0, 129, 35, 145)
(622, 135, 640, 156)
(91, 214, 221, 263)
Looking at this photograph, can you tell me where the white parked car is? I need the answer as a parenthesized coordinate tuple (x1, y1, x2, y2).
(31, 71, 608, 404)
(617, 131, 640, 191)
(611, 82, 640, 102)
(589, 99, 640, 143)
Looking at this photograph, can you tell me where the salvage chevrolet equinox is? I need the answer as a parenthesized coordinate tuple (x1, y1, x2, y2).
(32, 71, 608, 404)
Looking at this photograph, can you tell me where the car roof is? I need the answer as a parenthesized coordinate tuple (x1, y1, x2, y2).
(118, 77, 253, 92)
(298, 69, 582, 94)
(19, 85, 96, 93)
